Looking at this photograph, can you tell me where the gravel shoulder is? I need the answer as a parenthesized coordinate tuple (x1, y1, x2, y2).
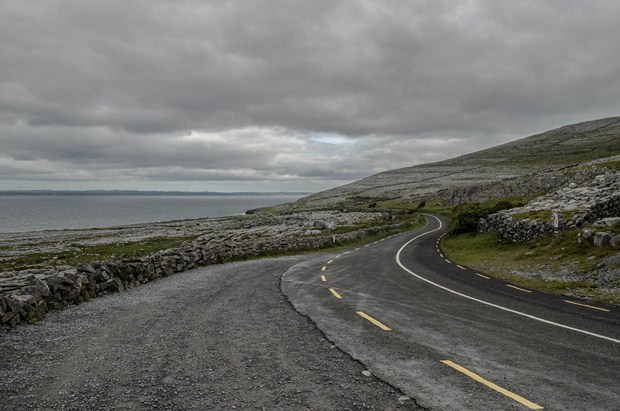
(0, 254, 418, 410)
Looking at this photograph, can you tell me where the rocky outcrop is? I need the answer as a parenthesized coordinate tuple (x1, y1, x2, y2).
(436, 163, 612, 206)
(296, 117, 620, 208)
(0, 214, 400, 331)
(479, 169, 620, 243)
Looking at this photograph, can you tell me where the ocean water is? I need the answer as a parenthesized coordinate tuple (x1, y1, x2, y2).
(0, 194, 302, 233)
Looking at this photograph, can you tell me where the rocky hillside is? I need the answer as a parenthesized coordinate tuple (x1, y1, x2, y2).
(294, 117, 620, 208)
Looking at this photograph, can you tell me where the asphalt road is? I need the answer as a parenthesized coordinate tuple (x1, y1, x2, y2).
(2, 215, 618, 410)
(283, 214, 620, 410)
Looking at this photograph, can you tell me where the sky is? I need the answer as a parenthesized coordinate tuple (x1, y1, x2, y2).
(1, 1, 619, 193)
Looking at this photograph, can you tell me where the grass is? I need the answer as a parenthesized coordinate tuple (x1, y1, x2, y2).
(510, 210, 553, 221)
(594, 160, 620, 171)
(510, 209, 586, 222)
(1, 236, 199, 271)
(442, 231, 620, 305)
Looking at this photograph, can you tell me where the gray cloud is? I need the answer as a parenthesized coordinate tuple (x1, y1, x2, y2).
(1, 1, 619, 191)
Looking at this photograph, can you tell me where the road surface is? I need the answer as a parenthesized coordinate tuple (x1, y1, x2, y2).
(2, 214, 618, 410)
(283, 214, 620, 410)
(0, 256, 418, 410)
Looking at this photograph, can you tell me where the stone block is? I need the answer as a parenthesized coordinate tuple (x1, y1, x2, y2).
(593, 232, 612, 247)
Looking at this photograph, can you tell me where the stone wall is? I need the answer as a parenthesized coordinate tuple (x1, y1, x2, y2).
(478, 167, 620, 243)
(0, 224, 399, 331)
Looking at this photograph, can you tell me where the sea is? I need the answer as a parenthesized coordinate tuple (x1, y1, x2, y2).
(0, 193, 303, 233)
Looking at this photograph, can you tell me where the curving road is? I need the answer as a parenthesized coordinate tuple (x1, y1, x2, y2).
(1, 214, 618, 410)
(283, 214, 620, 410)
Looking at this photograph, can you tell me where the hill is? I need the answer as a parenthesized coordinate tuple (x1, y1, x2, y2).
(294, 116, 620, 209)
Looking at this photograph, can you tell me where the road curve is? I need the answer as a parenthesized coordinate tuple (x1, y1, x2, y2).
(282, 214, 620, 410)
(0, 256, 419, 410)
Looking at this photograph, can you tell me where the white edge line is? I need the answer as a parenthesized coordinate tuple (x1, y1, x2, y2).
(396, 214, 620, 345)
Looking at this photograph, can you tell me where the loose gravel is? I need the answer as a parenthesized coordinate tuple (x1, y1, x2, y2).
(0, 255, 418, 410)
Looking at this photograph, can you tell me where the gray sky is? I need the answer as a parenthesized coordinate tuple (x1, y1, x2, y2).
(1, 1, 619, 192)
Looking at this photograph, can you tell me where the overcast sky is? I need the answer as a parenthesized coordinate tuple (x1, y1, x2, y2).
(1, 1, 619, 192)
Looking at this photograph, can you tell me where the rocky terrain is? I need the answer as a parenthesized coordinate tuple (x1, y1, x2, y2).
(479, 160, 620, 243)
(288, 117, 620, 209)
(0, 210, 408, 331)
(2, 116, 620, 330)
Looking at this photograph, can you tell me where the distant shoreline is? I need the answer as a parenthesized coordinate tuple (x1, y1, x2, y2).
(0, 190, 311, 197)
(0, 193, 304, 233)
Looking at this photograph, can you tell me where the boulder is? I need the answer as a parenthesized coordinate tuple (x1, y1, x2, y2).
(593, 232, 612, 247)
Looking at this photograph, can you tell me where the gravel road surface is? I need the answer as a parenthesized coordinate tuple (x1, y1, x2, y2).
(0, 255, 419, 410)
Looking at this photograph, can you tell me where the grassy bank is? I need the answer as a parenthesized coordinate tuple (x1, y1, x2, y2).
(443, 230, 620, 305)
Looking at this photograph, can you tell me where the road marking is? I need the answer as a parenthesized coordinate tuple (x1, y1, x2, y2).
(327, 259, 334, 264)
(321, 275, 327, 282)
(457, 264, 467, 270)
(356, 311, 391, 331)
(355, 247, 361, 251)
(329, 288, 342, 299)
(364, 244, 370, 248)
(336, 255, 341, 259)
(396, 214, 620, 345)
(439, 253, 444, 258)
(441, 360, 543, 410)
(563, 300, 610, 312)
(321, 266, 327, 271)
(344, 251, 351, 254)
(476, 273, 491, 279)
(507, 284, 532, 293)
(444, 259, 452, 264)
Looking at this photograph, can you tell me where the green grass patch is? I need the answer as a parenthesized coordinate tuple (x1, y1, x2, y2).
(442, 231, 620, 304)
(1, 235, 199, 271)
(423, 204, 452, 217)
(594, 160, 620, 171)
(510, 209, 585, 222)
(510, 210, 553, 221)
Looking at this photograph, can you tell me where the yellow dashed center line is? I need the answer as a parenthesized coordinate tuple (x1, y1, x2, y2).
(356, 311, 391, 331)
(476, 273, 490, 279)
(444, 259, 451, 264)
(507, 284, 532, 293)
(321, 275, 327, 282)
(327, 259, 334, 264)
(441, 360, 543, 409)
(321, 266, 327, 271)
(335, 255, 341, 259)
(329, 288, 342, 299)
(563, 300, 610, 312)
(439, 253, 444, 258)
(456, 265, 466, 270)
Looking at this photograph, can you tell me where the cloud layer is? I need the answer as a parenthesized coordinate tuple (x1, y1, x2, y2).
(1, 1, 619, 191)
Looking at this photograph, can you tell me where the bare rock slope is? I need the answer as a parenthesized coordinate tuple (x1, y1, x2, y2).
(296, 116, 620, 208)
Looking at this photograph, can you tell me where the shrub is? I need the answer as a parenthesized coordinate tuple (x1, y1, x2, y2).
(449, 203, 491, 235)
(490, 200, 514, 214)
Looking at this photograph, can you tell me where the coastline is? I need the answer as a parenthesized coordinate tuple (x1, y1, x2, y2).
(0, 210, 419, 331)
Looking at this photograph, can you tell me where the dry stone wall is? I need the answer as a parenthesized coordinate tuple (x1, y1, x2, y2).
(479, 168, 620, 243)
(0, 222, 399, 330)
